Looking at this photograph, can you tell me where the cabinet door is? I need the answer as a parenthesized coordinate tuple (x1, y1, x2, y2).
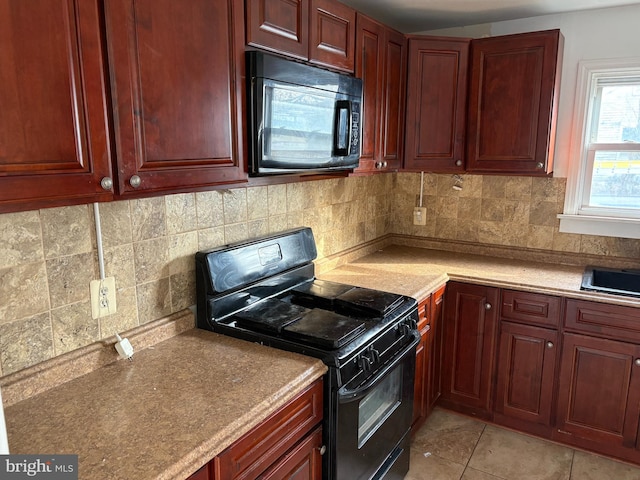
(260, 427, 323, 480)
(412, 295, 430, 431)
(104, 0, 246, 196)
(246, 0, 308, 60)
(187, 463, 212, 480)
(0, 0, 112, 213)
(495, 322, 558, 428)
(426, 285, 446, 414)
(354, 14, 383, 174)
(309, 0, 355, 72)
(441, 282, 499, 417)
(556, 333, 640, 452)
(353, 15, 406, 175)
(379, 28, 406, 171)
(403, 37, 469, 173)
(466, 30, 562, 175)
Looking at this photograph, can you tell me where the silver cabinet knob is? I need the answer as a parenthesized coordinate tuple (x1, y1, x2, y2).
(129, 175, 142, 188)
(635, 359, 640, 367)
(484, 303, 492, 310)
(100, 177, 113, 191)
(546, 342, 554, 349)
(455, 159, 463, 167)
(319, 445, 327, 455)
(536, 162, 544, 169)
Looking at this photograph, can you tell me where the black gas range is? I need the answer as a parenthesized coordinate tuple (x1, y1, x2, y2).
(196, 228, 419, 480)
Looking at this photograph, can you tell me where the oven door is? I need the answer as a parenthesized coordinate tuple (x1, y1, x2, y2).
(335, 336, 418, 480)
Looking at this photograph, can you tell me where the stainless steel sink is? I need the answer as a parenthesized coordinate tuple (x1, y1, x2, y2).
(581, 266, 640, 298)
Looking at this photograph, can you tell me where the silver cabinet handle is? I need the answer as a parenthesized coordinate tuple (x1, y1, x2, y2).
(484, 303, 492, 310)
(319, 445, 327, 455)
(536, 162, 544, 169)
(129, 175, 142, 188)
(100, 177, 113, 191)
(546, 342, 554, 349)
(455, 159, 463, 167)
(635, 359, 640, 367)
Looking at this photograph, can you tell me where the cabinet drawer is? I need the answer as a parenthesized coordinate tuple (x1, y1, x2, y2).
(216, 379, 323, 480)
(417, 295, 431, 331)
(501, 290, 561, 328)
(564, 299, 640, 342)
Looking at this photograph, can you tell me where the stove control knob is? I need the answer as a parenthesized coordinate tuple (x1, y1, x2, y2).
(367, 347, 380, 364)
(358, 355, 372, 373)
(398, 323, 410, 336)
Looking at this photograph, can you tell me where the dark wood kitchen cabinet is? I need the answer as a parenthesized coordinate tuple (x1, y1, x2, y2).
(554, 299, 640, 464)
(412, 294, 430, 431)
(425, 285, 446, 415)
(0, 0, 113, 213)
(246, 0, 355, 72)
(494, 290, 561, 435)
(353, 14, 407, 175)
(441, 282, 499, 419)
(556, 333, 640, 462)
(104, 0, 247, 197)
(466, 29, 563, 175)
(188, 379, 323, 480)
(403, 37, 469, 173)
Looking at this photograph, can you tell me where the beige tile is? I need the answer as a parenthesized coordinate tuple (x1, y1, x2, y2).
(134, 237, 169, 284)
(0, 313, 54, 374)
(0, 210, 43, 269)
(0, 262, 49, 324)
(570, 450, 640, 480)
(131, 197, 166, 241)
(51, 300, 99, 355)
(405, 447, 465, 480)
(412, 408, 485, 465)
(481, 199, 505, 222)
(268, 214, 288, 234)
(136, 279, 171, 324)
(223, 189, 247, 224)
(104, 244, 136, 289)
(531, 177, 563, 202)
(478, 221, 504, 245)
(456, 220, 480, 243)
(468, 425, 572, 480)
(41, 205, 92, 258)
(247, 186, 269, 221)
(224, 223, 248, 244)
(481, 176, 507, 199)
(502, 224, 529, 247)
(99, 286, 139, 338)
(529, 201, 559, 227)
(170, 271, 196, 311)
(434, 218, 457, 240)
(267, 184, 288, 217)
(435, 197, 459, 219)
(46, 252, 96, 308)
(505, 177, 533, 201)
(580, 235, 617, 256)
(97, 200, 133, 248)
(195, 190, 224, 229)
(247, 219, 270, 239)
(527, 225, 555, 250)
(198, 227, 225, 251)
(458, 174, 483, 199)
(461, 467, 505, 480)
(165, 193, 197, 235)
(503, 201, 530, 224)
(552, 230, 582, 253)
(458, 198, 482, 221)
(168, 231, 198, 276)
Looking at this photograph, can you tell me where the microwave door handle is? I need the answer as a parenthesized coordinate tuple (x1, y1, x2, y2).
(333, 100, 351, 157)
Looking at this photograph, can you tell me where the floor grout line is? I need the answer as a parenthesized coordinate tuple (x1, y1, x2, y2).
(459, 421, 487, 479)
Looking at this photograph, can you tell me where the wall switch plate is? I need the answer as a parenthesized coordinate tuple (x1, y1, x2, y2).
(413, 206, 427, 226)
(90, 277, 117, 319)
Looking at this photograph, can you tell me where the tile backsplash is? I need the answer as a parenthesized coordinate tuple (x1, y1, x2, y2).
(1, 171, 639, 376)
(0, 175, 392, 375)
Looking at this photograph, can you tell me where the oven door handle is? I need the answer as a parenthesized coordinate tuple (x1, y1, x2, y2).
(337, 332, 419, 403)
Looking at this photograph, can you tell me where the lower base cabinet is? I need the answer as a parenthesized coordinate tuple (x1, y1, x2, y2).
(187, 379, 323, 480)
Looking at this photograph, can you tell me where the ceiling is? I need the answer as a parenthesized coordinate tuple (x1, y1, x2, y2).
(338, 0, 640, 33)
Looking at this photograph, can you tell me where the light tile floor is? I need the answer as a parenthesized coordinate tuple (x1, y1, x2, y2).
(407, 408, 640, 480)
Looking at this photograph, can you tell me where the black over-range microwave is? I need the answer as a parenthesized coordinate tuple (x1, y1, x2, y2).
(247, 51, 363, 176)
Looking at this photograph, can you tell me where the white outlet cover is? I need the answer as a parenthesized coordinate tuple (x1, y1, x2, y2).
(90, 277, 117, 319)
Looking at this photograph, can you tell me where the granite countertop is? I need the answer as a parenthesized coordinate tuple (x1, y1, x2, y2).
(4, 329, 327, 480)
(318, 244, 640, 307)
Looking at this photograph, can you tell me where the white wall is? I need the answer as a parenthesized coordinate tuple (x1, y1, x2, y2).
(420, 4, 640, 177)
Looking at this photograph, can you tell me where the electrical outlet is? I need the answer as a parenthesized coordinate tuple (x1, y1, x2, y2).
(90, 277, 117, 319)
(413, 206, 427, 226)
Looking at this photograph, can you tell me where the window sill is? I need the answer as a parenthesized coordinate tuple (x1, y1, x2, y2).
(558, 214, 640, 239)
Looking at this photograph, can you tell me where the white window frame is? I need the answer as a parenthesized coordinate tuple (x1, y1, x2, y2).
(559, 57, 640, 239)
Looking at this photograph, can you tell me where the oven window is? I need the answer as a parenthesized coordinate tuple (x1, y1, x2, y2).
(357, 365, 402, 448)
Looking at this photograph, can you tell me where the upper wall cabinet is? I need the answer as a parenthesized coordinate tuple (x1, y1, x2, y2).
(466, 30, 563, 175)
(353, 14, 407, 175)
(246, 0, 355, 72)
(403, 37, 469, 173)
(0, 0, 113, 213)
(104, 0, 247, 197)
